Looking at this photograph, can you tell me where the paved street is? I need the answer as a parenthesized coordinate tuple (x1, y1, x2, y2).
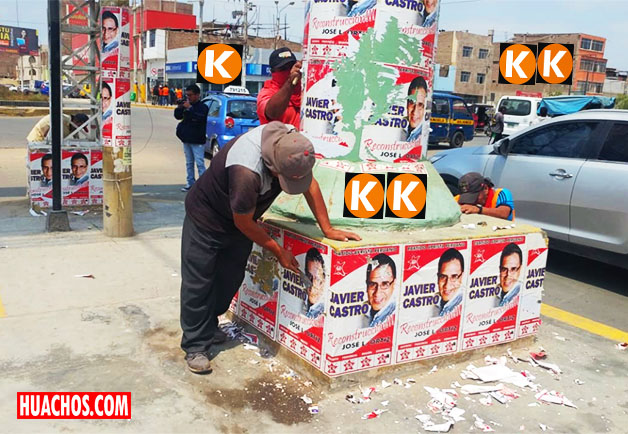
(0, 108, 627, 432)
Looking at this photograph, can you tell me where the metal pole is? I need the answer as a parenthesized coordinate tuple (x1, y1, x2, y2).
(46, 0, 70, 231)
(275, 1, 279, 49)
(242, 0, 248, 87)
(198, 0, 204, 44)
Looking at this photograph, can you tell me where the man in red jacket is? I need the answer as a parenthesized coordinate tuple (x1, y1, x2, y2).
(256, 47, 302, 128)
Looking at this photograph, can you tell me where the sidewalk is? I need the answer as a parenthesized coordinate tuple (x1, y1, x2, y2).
(1, 192, 627, 432)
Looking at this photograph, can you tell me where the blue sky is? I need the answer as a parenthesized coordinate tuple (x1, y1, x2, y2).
(2, 0, 627, 69)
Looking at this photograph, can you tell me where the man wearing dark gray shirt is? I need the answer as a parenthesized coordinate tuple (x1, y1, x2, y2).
(181, 121, 360, 374)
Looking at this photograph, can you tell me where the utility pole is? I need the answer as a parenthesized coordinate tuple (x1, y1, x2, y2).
(198, 0, 204, 44)
(46, 0, 70, 231)
(242, 0, 249, 87)
(275, 1, 280, 49)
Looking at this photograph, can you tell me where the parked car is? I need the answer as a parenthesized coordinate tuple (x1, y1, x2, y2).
(9, 84, 33, 94)
(429, 92, 475, 148)
(429, 110, 628, 269)
(496, 95, 542, 136)
(202, 91, 260, 158)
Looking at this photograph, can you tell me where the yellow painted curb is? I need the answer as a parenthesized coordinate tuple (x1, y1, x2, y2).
(541, 303, 628, 343)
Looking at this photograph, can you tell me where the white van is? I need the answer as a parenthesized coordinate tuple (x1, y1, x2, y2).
(496, 96, 541, 136)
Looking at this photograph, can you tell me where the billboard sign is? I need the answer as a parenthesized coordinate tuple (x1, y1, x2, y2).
(0, 25, 39, 55)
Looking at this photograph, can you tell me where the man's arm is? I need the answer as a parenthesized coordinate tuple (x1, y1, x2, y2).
(264, 62, 302, 121)
(303, 178, 362, 242)
(460, 203, 511, 220)
(233, 212, 299, 273)
(174, 105, 185, 120)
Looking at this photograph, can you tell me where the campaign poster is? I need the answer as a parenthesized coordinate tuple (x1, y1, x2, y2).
(395, 241, 468, 364)
(278, 231, 330, 368)
(323, 245, 400, 376)
(101, 7, 129, 78)
(28, 148, 53, 208)
(461, 236, 527, 351)
(238, 223, 283, 339)
(89, 149, 103, 205)
(0, 25, 39, 56)
(518, 233, 547, 337)
(101, 7, 122, 76)
(300, 0, 437, 162)
(102, 78, 131, 147)
(62, 148, 90, 206)
(228, 292, 239, 315)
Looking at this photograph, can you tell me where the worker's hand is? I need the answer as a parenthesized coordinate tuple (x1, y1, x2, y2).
(277, 247, 300, 274)
(182, 100, 191, 109)
(323, 227, 362, 242)
(460, 204, 480, 214)
(289, 61, 302, 87)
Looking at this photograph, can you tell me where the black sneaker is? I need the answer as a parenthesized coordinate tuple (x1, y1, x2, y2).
(181, 185, 191, 192)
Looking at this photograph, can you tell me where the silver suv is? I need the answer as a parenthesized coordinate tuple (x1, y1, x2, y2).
(430, 110, 628, 269)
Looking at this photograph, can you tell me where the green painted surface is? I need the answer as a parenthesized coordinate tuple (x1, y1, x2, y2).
(334, 17, 423, 161)
(270, 160, 461, 229)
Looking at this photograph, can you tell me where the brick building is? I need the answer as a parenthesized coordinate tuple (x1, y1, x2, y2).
(435, 30, 494, 103)
(488, 33, 608, 103)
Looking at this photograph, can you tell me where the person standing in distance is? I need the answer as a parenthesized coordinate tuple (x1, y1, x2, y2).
(256, 47, 302, 128)
(490, 106, 506, 144)
(174, 84, 209, 192)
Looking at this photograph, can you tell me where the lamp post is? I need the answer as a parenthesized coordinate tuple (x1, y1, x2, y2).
(274, 1, 294, 49)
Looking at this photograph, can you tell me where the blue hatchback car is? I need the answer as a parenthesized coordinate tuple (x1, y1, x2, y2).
(202, 92, 260, 158)
(429, 92, 475, 148)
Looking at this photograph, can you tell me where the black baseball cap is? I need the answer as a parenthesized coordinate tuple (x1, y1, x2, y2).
(269, 47, 297, 70)
(458, 172, 492, 204)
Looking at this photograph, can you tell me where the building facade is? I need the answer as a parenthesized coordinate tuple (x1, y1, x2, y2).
(435, 30, 493, 103)
(488, 33, 607, 103)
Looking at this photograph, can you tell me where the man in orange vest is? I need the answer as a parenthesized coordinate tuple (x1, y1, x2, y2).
(176, 87, 183, 100)
(161, 84, 169, 105)
(454, 172, 515, 221)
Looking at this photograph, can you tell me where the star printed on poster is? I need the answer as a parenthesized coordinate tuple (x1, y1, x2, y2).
(377, 354, 388, 364)
(257, 319, 263, 328)
(300, 346, 308, 356)
(416, 347, 425, 357)
(492, 333, 501, 342)
(361, 357, 371, 368)
(344, 360, 355, 371)
(265, 324, 272, 334)
(400, 349, 410, 360)
(327, 363, 337, 374)
(279, 332, 286, 343)
(465, 338, 475, 348)
(431, 344, 440, 354)
(407, 255, 421, 272)
(533, 323, 540, 332)
(290, 339, 297, 350)
(479, 335, 488, 345)
(445, 342, 455, 352)
(521, 325, 529, 335)
(473, 249, 486, 265)
(506, 330, 515, 339)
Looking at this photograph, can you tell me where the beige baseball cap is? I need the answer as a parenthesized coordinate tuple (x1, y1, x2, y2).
(261, 121, 315, 194)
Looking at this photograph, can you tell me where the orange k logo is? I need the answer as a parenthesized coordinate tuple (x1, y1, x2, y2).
(343, 173, 385, 219)
(385, 173, 427, 219)
(197, 43, 242, 85)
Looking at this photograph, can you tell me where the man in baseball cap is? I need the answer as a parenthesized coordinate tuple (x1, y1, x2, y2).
(454, 172, 515, 221)
(180, 121, 360, 374)
(256, 47, 302, 128)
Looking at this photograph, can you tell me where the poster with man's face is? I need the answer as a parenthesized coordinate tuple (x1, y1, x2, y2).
(89, 149, 103, 205)
(238, 223, 283, 339)
(61, 148, 90, 206)
(395, 241, 469, 364)
(322, 245, 400, 376)
(278, 231, 331, 368)
(461, 236, 527, 351)
(518, 233, 547, 337)
(28, 149, 53, 208)
(300, 0, 436, 162)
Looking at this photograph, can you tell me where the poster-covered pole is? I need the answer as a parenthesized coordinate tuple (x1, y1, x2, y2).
(46, 0, 70, 231)
(101, 6, 134, 237)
